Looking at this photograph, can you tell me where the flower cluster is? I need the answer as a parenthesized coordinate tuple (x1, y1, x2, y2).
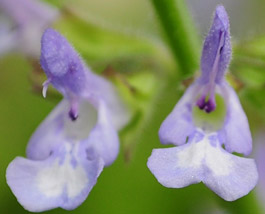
(5, 4, 259, 213)
(6, 28, 129, 212)
(147, 5, 258, 201)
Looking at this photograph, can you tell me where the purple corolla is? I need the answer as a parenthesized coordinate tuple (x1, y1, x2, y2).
(147, 5, 258, 201)
(6, 28, 129, 212)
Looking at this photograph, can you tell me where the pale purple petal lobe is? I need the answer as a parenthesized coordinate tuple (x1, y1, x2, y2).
(148, 132, 258, 201)
(26, 100, 68, 160)
(204, 149, 258, 201)
(159, 85, 196, 146)
(85, 100, 119, 166)
(147, 146, 203, 188)
(218, 84, 252, 155)
(7, 143, 104, 212)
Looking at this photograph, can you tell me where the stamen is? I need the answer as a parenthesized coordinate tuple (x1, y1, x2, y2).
(196, 96, 207, 110)
(204, 99, 216, 113)
(42, 79, 51, 98)
(68, 100, 79, 121)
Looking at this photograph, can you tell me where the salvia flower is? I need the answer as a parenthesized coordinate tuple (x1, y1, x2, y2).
(147, 5, 258, 201)
(6, 28, 129, 212)
(0, 0, 58, 57)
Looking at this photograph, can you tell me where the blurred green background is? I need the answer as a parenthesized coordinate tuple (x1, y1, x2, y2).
(1, 0, 265, 213)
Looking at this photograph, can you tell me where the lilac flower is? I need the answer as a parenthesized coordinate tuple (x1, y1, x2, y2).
(6, 28, 129, 212)
(0, 0, 58, 57)
(147, 5, 258, 201)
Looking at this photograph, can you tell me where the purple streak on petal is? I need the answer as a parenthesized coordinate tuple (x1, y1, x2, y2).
(199, 5, 231, 84)
(159, 84, 197, 146)
(41, 28, 86, 96)
(218, 84, 252, 155)
(6, 142, 104, 212)
(85, 100, 119, 166)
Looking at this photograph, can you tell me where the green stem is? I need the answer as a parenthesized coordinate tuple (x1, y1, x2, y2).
(151, 0, 200, 78)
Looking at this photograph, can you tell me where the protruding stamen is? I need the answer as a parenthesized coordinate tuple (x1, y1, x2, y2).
(68, 99, 79, 121)
(42, 79, 51, 98)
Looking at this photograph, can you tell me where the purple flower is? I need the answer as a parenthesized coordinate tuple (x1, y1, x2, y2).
(147, 5, 258, 201)
(0, 0, 58, 57)
(6, 28, 129, 212)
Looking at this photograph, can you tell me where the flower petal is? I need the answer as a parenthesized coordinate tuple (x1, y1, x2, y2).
(26, 100, 67, 160)
(85, 100, 119, 166)
(218, 84, 252, 155)
(41, 28, 87, 95)
(158, 84, 196, 146)
(199, 5, 231, 84)
(203, 136, 258, 201)
(6, 142, 104, 212)
(148, 132, 258, 201)
(147, 144, 203, 188)
(41, 28, 130, 130)
(84, 72, 130, 130)
(27, 99, 98, 160)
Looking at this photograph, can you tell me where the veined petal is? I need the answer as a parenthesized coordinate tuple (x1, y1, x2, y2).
(218, 84, 252, 155)
(199, 5, 231, 84)
(85, 99, 119, 166)
(6, 142, 104, 212)
(148, 132, 258, 201)
(158, 84, 197, 146)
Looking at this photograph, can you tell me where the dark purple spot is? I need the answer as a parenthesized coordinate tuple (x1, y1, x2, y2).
(204, 99, 216, 113)
(68, 110, 78, 121)
(196, 96, 206, 109)
(196, 96, 216, 113)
